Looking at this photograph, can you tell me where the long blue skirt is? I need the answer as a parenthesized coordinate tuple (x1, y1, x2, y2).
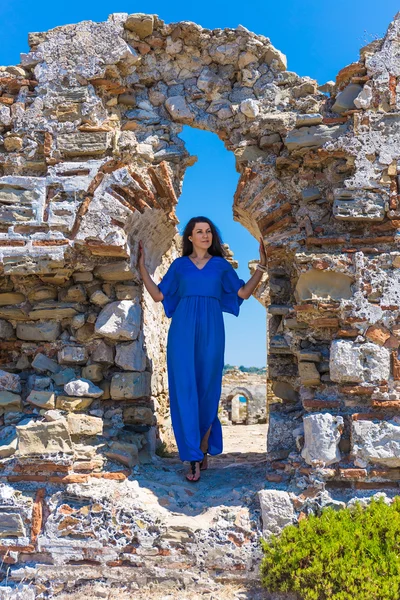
(166, 295, 225, 462)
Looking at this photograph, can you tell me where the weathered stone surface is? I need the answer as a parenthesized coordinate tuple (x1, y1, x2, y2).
(17, 419, 73, 456)
(165, 96, 194, 122)
(90, 290, 110, 307)
(16, 321, 61, 342)
(64, 378, 104, 398)
(272, 382, 299, 403)
(59, 284, 87, 303)
(27, 303, 81, 320)
(0, 319, 14, 339)
(104, 441, 139, 467)
(266, 412, 300, 459)
(333, 190, 386, 221)
(0, 391, 21, 412)
(330, 340, 390, 384)
(51, 368, 75, 386)
(301, 187, 321, 202)
(57, 132, 110, 157)
(298, 362, 320, 386)
(55, 396, 94, 411)
(81, 364, 103, 382)
(0, 370, 21, 393)
(115, 341, 146, 371)
(91, 341, 114, 365)
(32, 353, 60, 373)
(123, 405, 154, 426)
(94, 263, 134, 281)
(295, 269, 353, 302)
(0, 431, 18, 458)
(67, 413, 103, 436)
(332, 83, 363, 114)
(115, 284, 140, 301)
(95, 301, 141, 341)
(284, 124, 348, 151)
(58, 346, 88, 365)
(301, 413, 343, 466)
(0, 292, 25, 306)
(258, 490, 296, 539)
(110, 372, 151, 400)
(26, 390, 55, 410)
(0, 513, 26, 538)
(352, 419, 400, 467)
(124, 13, 154, 38)
(240, 99, 259, 118)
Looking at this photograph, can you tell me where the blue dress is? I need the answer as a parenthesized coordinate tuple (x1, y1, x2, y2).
(158, 255, 246, 462)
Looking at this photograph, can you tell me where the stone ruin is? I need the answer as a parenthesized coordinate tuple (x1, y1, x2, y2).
(220, 367, 267, 425)
(1, 7, 400, 593)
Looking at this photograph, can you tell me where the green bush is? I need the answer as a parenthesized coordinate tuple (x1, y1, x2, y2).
(260, 497, 400, 600)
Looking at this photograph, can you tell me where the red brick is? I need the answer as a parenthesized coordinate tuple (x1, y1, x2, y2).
(354, 481, 399, 490)
(351, 412, 385, 421)
(371, 400, 400, 409)
(338, 468, 367, 480)
(336, 329, 360, 338)
(366, 325, 391, 346)
(31, 488, 45, 544)
(339, 385, 374, 395)
(303, 399, 341, 409)
(393, 351, 400, 380)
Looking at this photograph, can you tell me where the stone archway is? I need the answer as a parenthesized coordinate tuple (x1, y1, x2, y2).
(1, 8, 400, 588)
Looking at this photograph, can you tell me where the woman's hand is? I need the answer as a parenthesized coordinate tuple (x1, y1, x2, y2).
(259, 236, 267, 266)
(137, 240, 145, 272)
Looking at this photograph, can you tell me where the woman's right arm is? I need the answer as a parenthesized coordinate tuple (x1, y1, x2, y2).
(138, 240, 164, 302)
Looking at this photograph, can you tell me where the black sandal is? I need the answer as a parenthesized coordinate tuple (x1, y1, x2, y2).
(186, 461, 201, 483)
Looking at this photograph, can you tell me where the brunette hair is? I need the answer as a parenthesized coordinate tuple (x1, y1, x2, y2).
(181, 216, 226, 257)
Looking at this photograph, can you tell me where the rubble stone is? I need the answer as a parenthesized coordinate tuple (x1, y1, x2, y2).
(95, 301, 141, 341)
(301, 413, 343, 466)
(26, 390, 55, 410)
(64, 379, 104, 398)
(258, 490, 296, 539)
(330, 340, 390, 384)
(67, 414, 103, 436)
(0, 513, 26, 538)
(17, 419, 73, 456)
(115, 341, 146, 371)
(111, 372, 151, 400)
(352, 419, 400, 467)
(0, 370, 21, 393)
(16, 321, 61, 342)
(0, 391, 21, 412)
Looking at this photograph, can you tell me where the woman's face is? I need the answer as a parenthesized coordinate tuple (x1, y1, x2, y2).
(189, 222, 213, 250)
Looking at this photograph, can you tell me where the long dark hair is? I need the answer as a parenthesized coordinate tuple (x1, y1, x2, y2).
(181, 216, 226, 257)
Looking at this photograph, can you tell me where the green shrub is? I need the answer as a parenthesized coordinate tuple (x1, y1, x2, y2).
(260, 497, 400, 600)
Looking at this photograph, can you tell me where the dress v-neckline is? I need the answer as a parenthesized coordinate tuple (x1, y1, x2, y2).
(186, 255, 215, 271)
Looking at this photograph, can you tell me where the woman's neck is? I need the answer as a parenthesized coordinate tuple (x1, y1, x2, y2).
(190, 248, 211, 259)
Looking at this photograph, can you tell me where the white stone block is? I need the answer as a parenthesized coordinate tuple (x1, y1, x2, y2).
(301, 413, 343, 466)
(330, 340, 390, 383)
(352, 419, 400, 467)
(258, 490, 296, 539)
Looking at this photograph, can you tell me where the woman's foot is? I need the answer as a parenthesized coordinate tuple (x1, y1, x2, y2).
(186, 461, 201, 482)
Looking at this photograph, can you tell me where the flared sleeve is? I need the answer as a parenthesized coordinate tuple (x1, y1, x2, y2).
(220, 262, 245, 317)
(157, 259, 180, 318)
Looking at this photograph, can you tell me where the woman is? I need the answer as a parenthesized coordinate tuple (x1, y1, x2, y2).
(138, 216, 267, 482)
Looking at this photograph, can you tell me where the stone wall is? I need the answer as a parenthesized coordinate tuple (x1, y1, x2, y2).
(1, 7, 400, 589)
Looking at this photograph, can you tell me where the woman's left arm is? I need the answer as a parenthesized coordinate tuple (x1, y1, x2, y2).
(238, 236, 267, 300)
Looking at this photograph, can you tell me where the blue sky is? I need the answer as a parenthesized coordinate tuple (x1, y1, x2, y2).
(0, 0, 396, 367)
